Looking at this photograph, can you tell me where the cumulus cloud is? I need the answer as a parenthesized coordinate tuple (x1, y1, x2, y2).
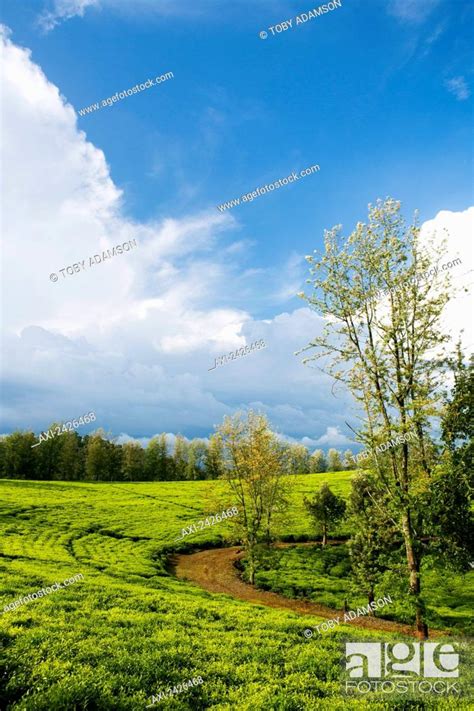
(444, 76, 470, 101)
(0, 28, 336, 442)
(313, 426, 353, 447)
(1, 29, 471, 449)
(418, 206, 474, 352)
(276, 429, 355, 450)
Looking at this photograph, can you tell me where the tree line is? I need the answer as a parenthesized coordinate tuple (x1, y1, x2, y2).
(0, 426, 362, 482)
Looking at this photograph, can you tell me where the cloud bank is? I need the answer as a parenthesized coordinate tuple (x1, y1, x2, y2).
(1, 28, 472, 451)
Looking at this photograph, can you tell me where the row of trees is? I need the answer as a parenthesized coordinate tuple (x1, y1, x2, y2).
(0, 431, 222, 482)
(287, 446, 363, 472)
(0, 428, 362, 482)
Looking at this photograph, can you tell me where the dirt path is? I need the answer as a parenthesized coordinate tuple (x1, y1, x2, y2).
(172, 545, 446, 639)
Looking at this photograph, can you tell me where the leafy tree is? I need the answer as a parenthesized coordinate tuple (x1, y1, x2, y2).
(1, 431, 37, 479)
(0, 438, 6, 478)
(109, 440, 124, 480)
(426, 346, 474, 567)
(58, 431, 83, 480)
(286, 443, 311, 474)
(343, 449, 356, 470)
(146, 435, 169, 481)
(442, 345, 473, 489)
(34, 423, 65, 480)
(304, 482, 346, 545)
(262, 449, 289, 545)
(310, 449, 327, 472)
(327, 448, 343, 472)
(218, 411, 288, 582)
(121, 442, 146, 481)
(348, 473, 395, 608)
(204, 434, 224, 479)
(298, 197, 456, 637)
(85, 430, 112, 481)
(172, 435, 188, 481)
(184, 440, 206, 480)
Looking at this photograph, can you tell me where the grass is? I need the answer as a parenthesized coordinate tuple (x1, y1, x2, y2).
(0, 475, 472, 709)
(243, 544, 474, 636)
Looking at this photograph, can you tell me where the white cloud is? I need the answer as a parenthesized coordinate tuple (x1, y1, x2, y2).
(0, 28, 338, 441)
(38, 0, 100, 32)
(37, 0, 294, 31)
(313, 426, 353, 447)
(418, 206, 474, 352)
(1, 29, 471, 450)
(274, 430, 356, 451)
(114, 432, 192, 450)
(444, 76, 470, 101)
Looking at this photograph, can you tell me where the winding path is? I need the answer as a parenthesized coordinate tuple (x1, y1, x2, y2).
(173, 545, 446, 639)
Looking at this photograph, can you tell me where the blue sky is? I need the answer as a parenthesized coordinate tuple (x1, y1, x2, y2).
(1, 0, 473, 447)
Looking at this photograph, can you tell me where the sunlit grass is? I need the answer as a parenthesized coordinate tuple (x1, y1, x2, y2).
(0, 476, 472, 709)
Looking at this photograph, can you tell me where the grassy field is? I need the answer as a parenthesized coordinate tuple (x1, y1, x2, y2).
(0, 475, 472, 709)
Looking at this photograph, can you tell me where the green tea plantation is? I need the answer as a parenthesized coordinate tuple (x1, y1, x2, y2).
(0, 475, 472, 709)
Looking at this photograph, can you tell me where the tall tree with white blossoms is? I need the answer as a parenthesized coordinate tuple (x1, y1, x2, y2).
(298, 198, 461, 637)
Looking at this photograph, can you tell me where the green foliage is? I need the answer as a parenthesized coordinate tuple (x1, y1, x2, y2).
(218, 411, 288, 580)
(245, 544, 474, 635)
(342, 450, 356, 470)
(326, 449, 343, 472)
(172, 434, 188, 480)
(186, 439, 208, 481)
(304, 483, 346, 545)
(442, 345, 474, 481)
(426, 459, 474, 570)
(298, 197, 464, 635)
(284, 443, 311, 474)
(0, 431, 358, 486)
(58, 432, 84, 481)
(86, 430, 115, 481)
(310, 449, 327, 473)
(121, 441, 146, 482)
(1, 431, 37, 480)
(347, 473, 398, 605)
(426, 345, 474, 568)
(204, 434, 224, 480)
(145, 434, 169, 481)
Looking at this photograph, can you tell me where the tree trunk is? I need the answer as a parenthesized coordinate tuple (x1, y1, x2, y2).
(322, 524, 327, 546)
(401, 512, 428, 639)
(248, 548, 256, 584)
(249, 565, 255, 585)
(246, 536, 257, 584)
(265, 513, 272, 546)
